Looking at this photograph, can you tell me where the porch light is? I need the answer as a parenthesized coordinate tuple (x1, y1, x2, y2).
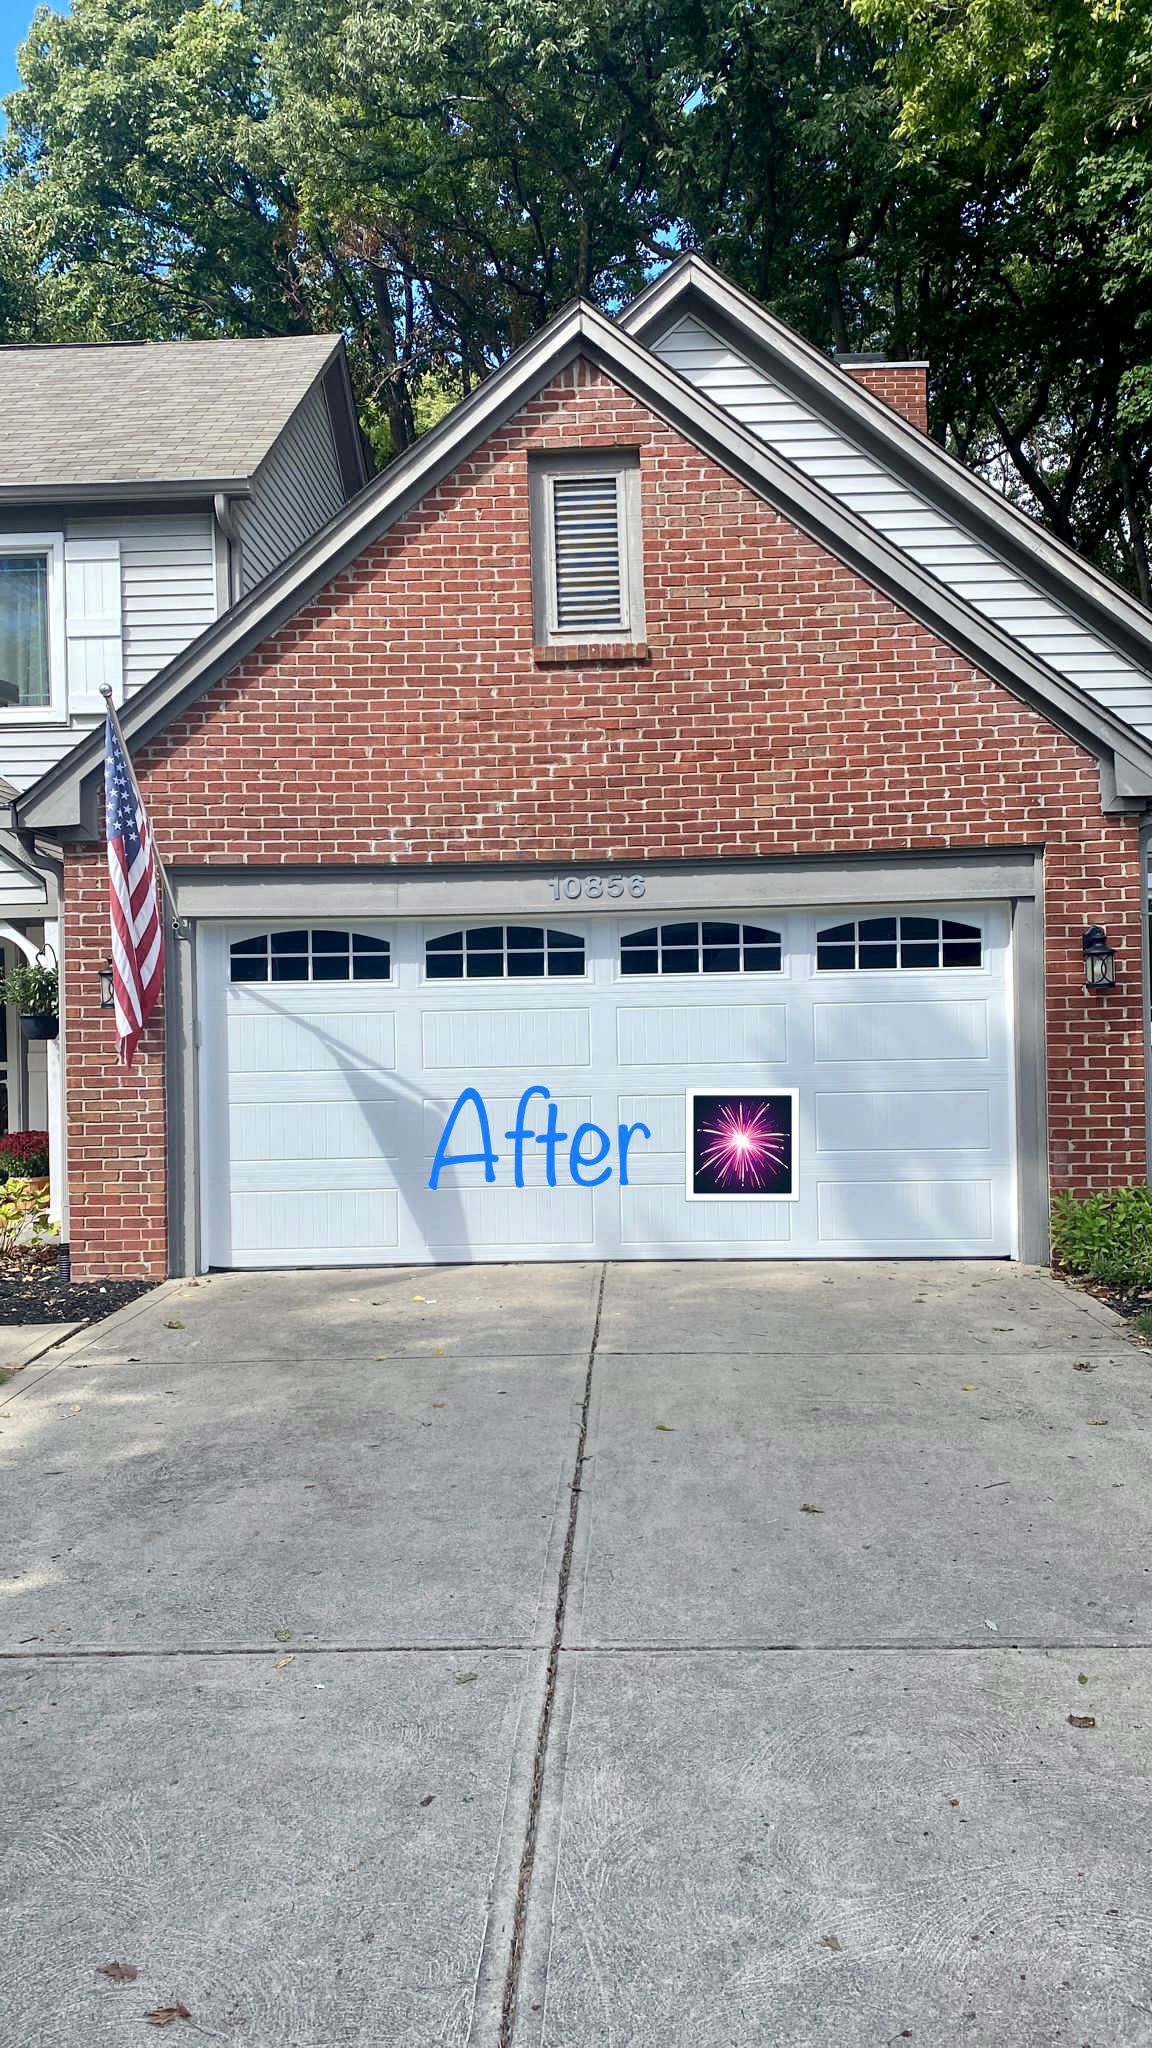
(98, 959, 115, 1009)
(1082, 926, 1116, 991)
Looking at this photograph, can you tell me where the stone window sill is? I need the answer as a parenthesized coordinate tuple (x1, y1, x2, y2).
(533, 641, 650, 666)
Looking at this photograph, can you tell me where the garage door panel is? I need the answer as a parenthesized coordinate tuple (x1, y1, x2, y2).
(419, 1093, 595, 1186)
(814, 1089, 994, 1154)
(230, 1101, 408, 1164)
(620, 1187, 793, 1246)
(817, 1178, 996, 1244)
(230, 1189, 400, 1260)
(422, 1187, 595, 1249)
(814, 998, 990, 1064)
(227, 1006, 397, 1074)
(617, 1004, 787, 1066)
(422, 1006, 590, 1069)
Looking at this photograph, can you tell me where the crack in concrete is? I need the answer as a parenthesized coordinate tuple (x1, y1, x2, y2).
(497, 1261, 606, 2048)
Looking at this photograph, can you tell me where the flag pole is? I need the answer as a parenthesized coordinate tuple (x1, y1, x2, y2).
(100, 686, 186, 937)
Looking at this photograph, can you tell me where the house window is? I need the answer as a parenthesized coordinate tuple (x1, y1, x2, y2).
(229, 930, 391, 983)
(816, 916, 983, 971)
(530, 453, 645, 645)
(620, 921, 783, 975)
(0, 543, 59, 710)
(425, 926, 585, 979)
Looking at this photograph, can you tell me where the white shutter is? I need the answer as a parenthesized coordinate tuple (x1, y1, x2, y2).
(551, 474, 626, 633)
(64, 538, 123, 713)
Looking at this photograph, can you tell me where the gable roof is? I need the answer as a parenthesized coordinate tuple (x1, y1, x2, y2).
(0, 334, 366, 500)
(16, 288, 1152, 836)
(622, 255, 1152, 741)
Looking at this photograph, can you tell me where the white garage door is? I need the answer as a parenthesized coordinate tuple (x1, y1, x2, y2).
(198, 905, 1017, 1266)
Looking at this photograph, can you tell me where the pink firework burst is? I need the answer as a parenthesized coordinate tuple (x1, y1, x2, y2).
(698, 1098, 789, 1191)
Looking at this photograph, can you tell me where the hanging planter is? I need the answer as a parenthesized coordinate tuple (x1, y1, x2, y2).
(0, 962, 59, 1041)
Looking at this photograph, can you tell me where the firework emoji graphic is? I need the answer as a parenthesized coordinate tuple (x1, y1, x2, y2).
(687, 1090, 798, 1199)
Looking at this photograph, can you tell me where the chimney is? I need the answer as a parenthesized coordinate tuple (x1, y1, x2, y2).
(835, 353, 929, 434)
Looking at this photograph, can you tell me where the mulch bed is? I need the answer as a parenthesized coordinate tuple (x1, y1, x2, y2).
(1055, 1269, 1152, 1340)
(0, 1265, 156, 1327)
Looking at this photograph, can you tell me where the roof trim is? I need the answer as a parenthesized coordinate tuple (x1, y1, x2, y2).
(18, 292, 1152, 832)
(0, 479, 254, 506)
(622, 253, 1152, 683)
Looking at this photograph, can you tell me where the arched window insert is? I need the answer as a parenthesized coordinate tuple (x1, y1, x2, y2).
(620, 921, 782, 975)
(816, 916, 983, 971)
(229, 929, 391, 984)
(425, 926, 585, 979)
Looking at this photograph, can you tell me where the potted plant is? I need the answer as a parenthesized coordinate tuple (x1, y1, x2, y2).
(0, 962, 59, 1040)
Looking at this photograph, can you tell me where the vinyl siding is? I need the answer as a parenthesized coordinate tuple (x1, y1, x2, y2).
(237, 383, 346, 594)
(652, 315, 1152, 739)
(0, 510, 218, 791)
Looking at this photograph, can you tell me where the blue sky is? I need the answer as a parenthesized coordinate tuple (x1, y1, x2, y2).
(0, 0, 62, 101)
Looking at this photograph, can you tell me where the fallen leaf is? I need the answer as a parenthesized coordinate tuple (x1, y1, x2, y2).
(654, 1423, 675, 1432)
(419, 1794, 435, 1807)
(274, 1656, 294, 1670)
(375, 1354, 388, 1360)
(273, 1628, 292, 1643)
(1074, 1362, 1098, 1373)
(960, 1384, 978, 1393)
(984, 1619, 998, 1631)
(819, 1933, 842, 1951)
(432, 1401, 446, 1409)
(455, 1671, 478, 1685)
(303, 1483, 316, 1489)
(1078, 1672, 1089, 1684)
(164, 1320, 185, 1331)
(144, 2006, 191, 2027)
(68, 1405, 82, 1414)
(949, 1798, 960, 1808)
(1088, 1419, 1109, 1426)
(800, 1503, 824, 1514)
(1068, 1713, 1096, 1729)
(434, 1346, 445, 1357)
(97, 1961, 138, 1982)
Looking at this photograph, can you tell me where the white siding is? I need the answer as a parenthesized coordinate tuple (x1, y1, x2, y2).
(0, 510, 218, 790)
(237, 383, 345, 593)
(653, 316, 1152, 738)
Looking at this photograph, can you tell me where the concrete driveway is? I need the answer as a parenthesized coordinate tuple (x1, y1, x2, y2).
(2, 1261, 1150, 2046)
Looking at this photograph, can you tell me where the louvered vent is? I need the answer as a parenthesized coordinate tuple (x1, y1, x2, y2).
(551, 473, 625, 632)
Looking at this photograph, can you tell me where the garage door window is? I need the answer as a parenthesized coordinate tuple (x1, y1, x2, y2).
(425, 926, 586, 979)
(816, 916, 983, 971)
(229, 929, 392, 983)
(620, 921, 782, 975)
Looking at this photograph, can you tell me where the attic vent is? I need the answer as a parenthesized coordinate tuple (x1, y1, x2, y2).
(550, 473, 625, 633)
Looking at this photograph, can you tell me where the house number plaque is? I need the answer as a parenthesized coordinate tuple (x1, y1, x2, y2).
(548, 875, 646, 900)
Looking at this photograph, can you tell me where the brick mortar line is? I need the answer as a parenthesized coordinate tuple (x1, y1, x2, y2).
(498, 1261, 607, 2048)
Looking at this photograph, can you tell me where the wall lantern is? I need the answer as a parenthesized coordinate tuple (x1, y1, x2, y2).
(1082, 926, 1116, 991)
(98, 959, 115, 1009)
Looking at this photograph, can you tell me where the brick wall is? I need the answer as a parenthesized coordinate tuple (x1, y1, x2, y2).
(62, 361, 1146, 1275)
(842, 363, 930, 433)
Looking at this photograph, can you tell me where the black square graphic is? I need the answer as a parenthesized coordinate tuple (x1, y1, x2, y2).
(688, 1089, 797, 1199)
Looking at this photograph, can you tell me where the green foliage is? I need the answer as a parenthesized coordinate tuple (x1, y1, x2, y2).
(0, 1175, 57, 1257)
(1, 0, 1150, 589)
(1051, 1186, 1152, 1291)
(0, 962, 58, 1016)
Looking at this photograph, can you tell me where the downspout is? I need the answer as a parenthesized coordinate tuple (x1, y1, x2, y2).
(214, 492, 243, 607)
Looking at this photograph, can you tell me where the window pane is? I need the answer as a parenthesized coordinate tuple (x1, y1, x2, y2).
(230, 935, 268, 957)
(659, 922, 698, 947)
(312, 955, 351, 981)
(271, 956, 309, 981)
(426, 954, 462, 979)
(702, 945, 740, 973)
(858, 917, 897, 942)
(662, 948, 700, 974)
(546, 948, 584, 976)
(900, 941, 939, 968)
(352, 955, 391, 980)
(817, 942, 855, 970)
(0, 554, 50, 708)
(942, 920, 981, 941)
(620, 948, 657, 975)
(465, 953, 503, 978)
(311, 928, 351, 954)
(230, 959, 269, 983)
(466, 926, 503, 952)
(352, 932, 389, 953)
(858, 943, 898, 969)
(270, 929, 309, 955)
(702, 921, 740, 946)
(742, 945, 780, 973)
(508, 952, 546, 977)
(507, 926, 546, 952)
(742, 924, 780, 947)
(942, 940, 983, 967)
(623, 928, 658, 952)
(818, 922, 854, 946)
(900, 916, 938, 942)
(426, 932, 462, 954)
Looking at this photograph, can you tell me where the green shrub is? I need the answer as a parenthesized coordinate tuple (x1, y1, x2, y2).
(0, 962, 57, 1016)
(1051, 1186, 1152, 1291)
(0, 1176, 56, 1257)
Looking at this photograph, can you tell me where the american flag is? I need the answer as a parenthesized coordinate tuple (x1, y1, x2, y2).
(105, 713, 164, 1067)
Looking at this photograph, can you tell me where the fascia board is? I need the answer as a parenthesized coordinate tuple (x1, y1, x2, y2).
(621, 258, 1152, 682)
(19, 294, 1152, 833)
(0, 479, 254, 505)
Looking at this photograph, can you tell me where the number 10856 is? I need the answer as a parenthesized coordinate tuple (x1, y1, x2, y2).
(549, 874, 646, 901)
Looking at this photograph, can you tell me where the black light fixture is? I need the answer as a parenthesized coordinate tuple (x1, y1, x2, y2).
(1082, 925, 1116, 991)
(98, 958, 115, 1009)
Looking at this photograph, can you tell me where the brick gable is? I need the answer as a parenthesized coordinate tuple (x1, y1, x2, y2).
(61, 362, 1146, 1274)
